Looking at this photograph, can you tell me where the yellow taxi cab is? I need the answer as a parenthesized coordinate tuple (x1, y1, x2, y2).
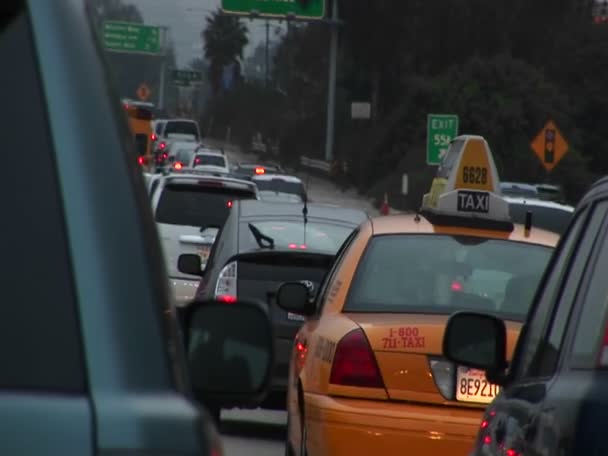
(276, 135, 560, 456)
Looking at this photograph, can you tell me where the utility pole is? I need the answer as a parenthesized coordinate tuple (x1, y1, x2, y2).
(324, 0, 338, 162)
(158, 26, 168, 111)
(265, 19, 270, 88)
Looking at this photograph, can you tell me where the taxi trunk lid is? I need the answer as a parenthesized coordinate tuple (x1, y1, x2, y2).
(346, 313, 522, 407)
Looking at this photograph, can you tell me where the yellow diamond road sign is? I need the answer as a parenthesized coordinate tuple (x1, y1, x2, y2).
(136, 83, 151, 102)
(531, 120, 569, 172)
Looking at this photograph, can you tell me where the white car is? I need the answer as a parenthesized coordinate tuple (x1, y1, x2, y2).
(151, 173, 259, 306)
(189, 148, 230, 175)
(504, 196, 574, 235)
(164, 141, 201, 171)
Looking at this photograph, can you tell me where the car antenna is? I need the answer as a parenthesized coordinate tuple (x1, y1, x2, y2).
(303, 172, 310, 245)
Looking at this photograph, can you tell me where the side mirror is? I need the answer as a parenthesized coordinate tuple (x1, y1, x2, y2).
(183, 299, 273, 406)
(276, 281, 315, 316)
(178, 254, 204, 276)
(443, 312, 508, 375)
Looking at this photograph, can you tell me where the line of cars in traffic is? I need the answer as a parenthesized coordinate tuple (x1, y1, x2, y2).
(142, 128, 586, 455)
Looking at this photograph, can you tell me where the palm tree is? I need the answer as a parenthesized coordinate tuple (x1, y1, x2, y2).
(202, 10, 249, 94)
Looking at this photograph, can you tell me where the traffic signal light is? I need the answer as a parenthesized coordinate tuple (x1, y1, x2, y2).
(544, 129, 555, 164)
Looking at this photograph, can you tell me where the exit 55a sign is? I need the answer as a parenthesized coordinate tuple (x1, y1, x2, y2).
(427, 114, 459, 165)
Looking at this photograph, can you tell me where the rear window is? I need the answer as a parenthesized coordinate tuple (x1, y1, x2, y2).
(253, 178, 306, 198)
(164, 121, 198, 139)
(345, 234, 553, 320)
(194, 154, 226, 167)
(156, 184, 255, 228)
(240, 220, 354, 253)
(509, 203, 572, 234)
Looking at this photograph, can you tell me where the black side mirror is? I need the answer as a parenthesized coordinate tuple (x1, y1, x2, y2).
(443, 312, 508, 381)
(178, 254, 203, 276)
(183, 299, 273, 407)
(276, 281, 315, 316)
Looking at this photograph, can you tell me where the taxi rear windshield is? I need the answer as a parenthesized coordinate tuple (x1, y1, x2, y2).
(345, 234, 553, 320)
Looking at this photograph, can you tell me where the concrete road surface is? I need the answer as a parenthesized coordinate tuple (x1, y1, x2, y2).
(220, 409, 287, 456)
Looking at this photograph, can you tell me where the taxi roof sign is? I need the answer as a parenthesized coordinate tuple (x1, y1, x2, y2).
(421, 135, 513, 231)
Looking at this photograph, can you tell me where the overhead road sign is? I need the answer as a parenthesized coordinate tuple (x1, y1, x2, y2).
(221, 0, 325, 20)
(427, 114, 459, 165)
(103, 21, 161, 54)
(530, 120, 569, 172)
(172, 69, 203, 87)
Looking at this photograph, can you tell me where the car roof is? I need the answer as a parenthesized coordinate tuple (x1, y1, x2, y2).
(368, 213, 559, 247)
(252, 173, 302, 183)
(237, 199, 368, 225)
(164, 172, 257, 190)
(237, 162, 281, 169)
(504, 196, 574, 212)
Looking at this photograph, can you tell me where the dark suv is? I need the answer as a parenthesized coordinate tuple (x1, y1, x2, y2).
(6, 1, 273, 454)
(443, 177, 608, 455)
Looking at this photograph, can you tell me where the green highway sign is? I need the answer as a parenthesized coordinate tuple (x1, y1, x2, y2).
(426, 114, 459, 165)
(102, 21, 161, 54)
(221, 0, 325, 19)
(172, 69, 203, 86)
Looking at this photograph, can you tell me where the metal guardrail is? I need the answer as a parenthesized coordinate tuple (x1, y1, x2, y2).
(300, 156, 332, 173)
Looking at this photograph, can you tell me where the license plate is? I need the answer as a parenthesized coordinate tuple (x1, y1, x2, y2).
(287, 312, 305, 322)
(456, 366, 501, 403)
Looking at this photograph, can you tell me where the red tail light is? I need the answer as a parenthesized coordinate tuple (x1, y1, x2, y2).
(227, 200, 233, 208)
(174, 162, 183, 170)
(162, 153, 168, 159)
(329, 329, 384, 388)
(451, 281, 463, 292)
(255, 167, 265, 174)
(137, 156, 144, 165)
(195, 158, 201, 164)
(151, 134, 157, 141)
(159, 142, 166, 149)
(217, 295, 237, 304)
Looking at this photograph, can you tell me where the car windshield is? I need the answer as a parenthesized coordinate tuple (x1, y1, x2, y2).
(193, 154, 226, 167)
(155, 184, 255, 228)
(253, 178, 305, 197)
(508, 203, 573, 234)
(240, 220, 354, 253)
(345, 234, 553, 321)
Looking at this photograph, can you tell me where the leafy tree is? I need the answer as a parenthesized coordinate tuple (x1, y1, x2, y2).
(202, 10, 248, 94)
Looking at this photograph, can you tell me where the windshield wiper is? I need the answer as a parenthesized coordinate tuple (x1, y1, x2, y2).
(248, 223, 275, 249)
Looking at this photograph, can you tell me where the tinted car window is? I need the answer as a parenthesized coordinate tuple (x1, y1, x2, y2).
(0, 5, 85, 391)
(156, 184, 255, 228)
(193, 154, 226, 167)
(164, 121, 198, 139)
(509, 203, 573, 234)
(346, 234, 552, 320)
(240, 220, 354, 253)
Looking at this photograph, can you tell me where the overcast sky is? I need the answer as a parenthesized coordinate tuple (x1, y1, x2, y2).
(128, 0, 284, 67)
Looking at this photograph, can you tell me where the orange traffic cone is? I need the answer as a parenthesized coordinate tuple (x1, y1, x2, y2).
(380, 193, 390, 216)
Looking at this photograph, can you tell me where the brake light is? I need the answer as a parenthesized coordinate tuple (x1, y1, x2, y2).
(159, 142, 166, 149)
(329, 329, 384, 388)
(174, 162, 183, 170)
(288, 243, 297, 249)
(151, 133, 157, 141)
(218, 295, 237, 304)
(137, 156, 144, 165)
(162, 153, 168, 159)
(255, 167, 265, 174)
(215, 261, 237, 302)
(428, 357, 455, 399)
(227, 200, 233, 208)
(195, 158, 201, 164)
(451, 281, 463, 292)
(295, 337, 308, 375)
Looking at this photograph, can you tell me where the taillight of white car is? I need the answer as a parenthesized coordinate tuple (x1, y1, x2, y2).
(214, 261, 237, 303)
